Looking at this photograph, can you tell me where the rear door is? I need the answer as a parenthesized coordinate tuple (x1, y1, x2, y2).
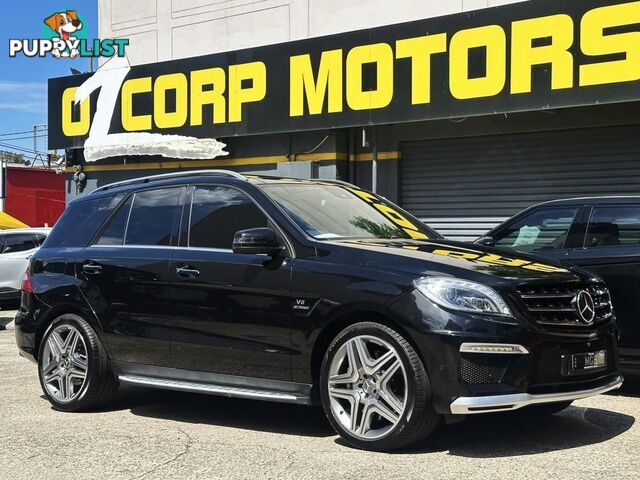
(169, 184, 293, 381)
(564, 204, 640, 350)
(78, 186, 185, 367)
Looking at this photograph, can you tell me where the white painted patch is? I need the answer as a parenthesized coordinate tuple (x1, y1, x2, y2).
(73, 55, 228, 163)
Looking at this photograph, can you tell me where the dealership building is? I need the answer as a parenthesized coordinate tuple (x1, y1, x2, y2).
(51, 0, 640, 240)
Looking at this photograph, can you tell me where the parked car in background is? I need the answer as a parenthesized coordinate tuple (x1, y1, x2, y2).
(477, 197, 640, 376)
(15, 171, 622, 452)
(0, 228, 50, 307)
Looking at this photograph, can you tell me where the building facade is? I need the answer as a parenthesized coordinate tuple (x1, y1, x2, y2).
(55, 0, 640, 240)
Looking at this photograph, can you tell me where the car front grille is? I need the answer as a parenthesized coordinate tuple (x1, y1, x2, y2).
(517, 283, 613, 328)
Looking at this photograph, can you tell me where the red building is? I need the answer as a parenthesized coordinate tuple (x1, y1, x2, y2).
(4, 167, 65, 228)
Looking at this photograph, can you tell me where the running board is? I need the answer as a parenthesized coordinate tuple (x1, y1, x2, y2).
(118, 374, 310, 404)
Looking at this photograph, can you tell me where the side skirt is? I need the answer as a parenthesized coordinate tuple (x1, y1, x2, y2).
(112, 361, 313, 405)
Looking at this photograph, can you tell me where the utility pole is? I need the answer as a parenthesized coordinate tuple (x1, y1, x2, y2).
(33, 124, 47, 166)
(0, 158, 5, 212)
(371, 126, 378, 194)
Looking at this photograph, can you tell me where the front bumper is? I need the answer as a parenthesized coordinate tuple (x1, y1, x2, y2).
(392, 291, 623, 415)
(450, 374, 623, 414)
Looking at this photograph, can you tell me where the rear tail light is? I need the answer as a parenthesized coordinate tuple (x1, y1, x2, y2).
(21, 266, 34, 294)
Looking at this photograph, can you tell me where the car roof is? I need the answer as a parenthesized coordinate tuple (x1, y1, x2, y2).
(0, 227, 51, 234)
(76, 169, 356, 203)
(532, 196, 640, 207)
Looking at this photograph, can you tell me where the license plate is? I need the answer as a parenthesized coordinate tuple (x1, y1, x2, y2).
(567, 350, 607, 375)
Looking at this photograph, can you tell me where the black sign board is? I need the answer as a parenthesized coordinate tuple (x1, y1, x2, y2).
(48, 0, 640, 150)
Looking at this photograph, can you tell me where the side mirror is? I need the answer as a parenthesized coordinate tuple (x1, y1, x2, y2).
(232, 228, 284, 256)
(476, 236, 495, 246)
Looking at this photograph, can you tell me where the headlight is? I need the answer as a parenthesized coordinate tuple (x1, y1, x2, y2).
(413, 277, 512, 316)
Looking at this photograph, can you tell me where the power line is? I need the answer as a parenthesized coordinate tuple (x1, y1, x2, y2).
(0, 142, 49, 156)
(0, 134, 48, 141)
(0, 128, 47, 137)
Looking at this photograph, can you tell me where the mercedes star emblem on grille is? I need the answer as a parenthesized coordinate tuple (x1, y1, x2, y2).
(574, 290, 596, 324)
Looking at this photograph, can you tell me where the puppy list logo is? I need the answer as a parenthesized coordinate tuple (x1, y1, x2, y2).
(9, 10, 128, 59)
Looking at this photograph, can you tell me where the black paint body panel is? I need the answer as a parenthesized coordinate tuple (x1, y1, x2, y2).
(14, 175, 621, 411)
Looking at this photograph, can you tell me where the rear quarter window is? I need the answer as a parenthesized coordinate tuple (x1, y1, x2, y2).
(43, 194, 126, 248)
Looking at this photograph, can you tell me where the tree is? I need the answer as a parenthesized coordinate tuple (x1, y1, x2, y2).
(349, 216, 404, 239)
(0, 150, 26, 165)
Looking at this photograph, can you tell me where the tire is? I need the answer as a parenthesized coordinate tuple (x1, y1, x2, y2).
(518, 401, 573, 417)
(320, 321, 440, 451)
(37, 314, 118, 411)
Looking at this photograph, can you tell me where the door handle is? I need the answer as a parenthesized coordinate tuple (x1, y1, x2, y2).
(176, 266, 200, 278)
(82, 263, 102, 275)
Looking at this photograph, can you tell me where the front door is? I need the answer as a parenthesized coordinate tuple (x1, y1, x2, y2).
(169, 185, 293, 381)
(78, 186, 185, 367)
(565, 204, 640, 350)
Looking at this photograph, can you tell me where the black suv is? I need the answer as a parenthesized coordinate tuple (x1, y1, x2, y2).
(15, 171, 622, 451)
(478, 197, 640, 376)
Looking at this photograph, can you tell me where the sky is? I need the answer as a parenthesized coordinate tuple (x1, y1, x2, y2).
(0, 1, 98, 159)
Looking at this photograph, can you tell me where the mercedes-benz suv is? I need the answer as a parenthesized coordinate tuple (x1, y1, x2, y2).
(15, 170, 622, 451)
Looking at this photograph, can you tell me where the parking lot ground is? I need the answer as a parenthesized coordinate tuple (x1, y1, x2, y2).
(1, 310, 639, 480)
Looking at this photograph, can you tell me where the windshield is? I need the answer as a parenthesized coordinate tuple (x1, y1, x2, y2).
(260, 183, 440, 240)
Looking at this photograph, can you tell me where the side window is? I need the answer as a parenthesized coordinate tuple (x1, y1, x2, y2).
(94, 188, 181, 246)
(126, 188, 182, 246)
(95, 197, 133, 246)
(586, 206, 640, 248)
(493, 207, 578, 253)
(43, 193, 126, 249)
(188, 186, 269, 249)
(0, 234, 39, 254)
(33, 234, 47, 247)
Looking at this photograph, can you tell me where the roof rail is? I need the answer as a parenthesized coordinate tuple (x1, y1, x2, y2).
(91, 169, 247, 194)
(318, 178, 357, 188)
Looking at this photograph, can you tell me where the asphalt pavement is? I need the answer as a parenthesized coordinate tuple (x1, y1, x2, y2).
(0, 308, 638, 479)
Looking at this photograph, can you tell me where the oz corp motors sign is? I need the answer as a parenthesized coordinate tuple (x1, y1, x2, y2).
(49, 0, 640, 159)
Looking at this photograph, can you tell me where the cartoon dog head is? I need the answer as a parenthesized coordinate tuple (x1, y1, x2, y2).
(44, 11, 83, 41)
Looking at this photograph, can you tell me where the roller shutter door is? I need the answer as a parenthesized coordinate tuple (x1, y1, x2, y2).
(401, 125, 640, 241)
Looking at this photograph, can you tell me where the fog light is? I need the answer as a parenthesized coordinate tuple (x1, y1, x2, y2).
(460, 343, 529, 354)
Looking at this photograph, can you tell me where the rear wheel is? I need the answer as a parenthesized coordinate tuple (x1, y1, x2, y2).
(38, 314, 118, 411)
(320, 322, 440, 451)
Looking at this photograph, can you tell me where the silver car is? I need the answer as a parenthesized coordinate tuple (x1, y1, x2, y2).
(0, 228, 50, 306)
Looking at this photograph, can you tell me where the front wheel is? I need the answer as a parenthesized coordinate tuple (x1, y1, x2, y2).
(38, 314, 118, 411)
(320, 322, 440, 451)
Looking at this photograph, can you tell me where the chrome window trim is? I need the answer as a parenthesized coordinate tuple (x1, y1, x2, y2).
(87, 244, 177, 250)
(175, 246, 233, 254)
(122, 193, 135, 246)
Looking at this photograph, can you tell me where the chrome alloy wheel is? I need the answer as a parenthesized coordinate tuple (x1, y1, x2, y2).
(41, 325, 89, 403)
(327, 335, 408, 440)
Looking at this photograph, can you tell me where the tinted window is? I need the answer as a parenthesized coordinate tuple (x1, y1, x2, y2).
(493, 207, 578, 252)
(188, 186, 268, 249)
(125, 188, 181, 246)
(33, 234, 47, 246)
(260, 184, 438, 240)
(586, 206, 640, 247)
(0, 233, 43, 254)
(44, 194, 125, 248)
(95, 197, 133, 246)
